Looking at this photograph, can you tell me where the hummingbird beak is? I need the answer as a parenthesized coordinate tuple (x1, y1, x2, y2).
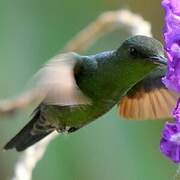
(149, 55, 167, 65)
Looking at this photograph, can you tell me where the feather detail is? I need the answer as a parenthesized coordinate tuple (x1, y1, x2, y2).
(118, 87, 178, 120)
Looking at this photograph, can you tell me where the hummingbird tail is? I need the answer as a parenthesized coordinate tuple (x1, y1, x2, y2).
(4, 108, 53, 151)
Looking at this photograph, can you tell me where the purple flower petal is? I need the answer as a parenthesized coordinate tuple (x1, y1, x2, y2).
(160, 138, 179, 163)
(162, 0, 180, 92)
(163, 122, 179, 138)
(160, 122, 180, 163)
(173, 99, 180, 122)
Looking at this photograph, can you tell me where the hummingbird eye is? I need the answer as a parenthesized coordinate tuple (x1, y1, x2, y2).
(128, 47, 138, 57)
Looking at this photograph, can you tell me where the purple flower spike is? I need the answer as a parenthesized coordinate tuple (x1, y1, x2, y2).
(162, 0, 180, 92)
(160, 122, 180, 163)
(161, 0, 180, 163)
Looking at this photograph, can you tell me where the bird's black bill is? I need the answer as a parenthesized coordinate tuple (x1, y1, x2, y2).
(149, 56, 167, 65)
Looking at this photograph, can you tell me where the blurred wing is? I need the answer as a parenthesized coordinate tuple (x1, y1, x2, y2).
(118, 73, 179, 120)
(33, 53, 91, 106)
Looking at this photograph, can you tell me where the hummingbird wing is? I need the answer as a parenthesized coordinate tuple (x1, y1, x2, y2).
(32, 52, 91, 106)
(118, 68, 179, 120)
(4, 53, 92, 151)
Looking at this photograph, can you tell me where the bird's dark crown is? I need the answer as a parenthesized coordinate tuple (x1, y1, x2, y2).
(117, 35, 165, 61)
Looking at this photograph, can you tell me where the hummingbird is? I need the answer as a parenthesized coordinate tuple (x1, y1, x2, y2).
(4, 35, 178, 151)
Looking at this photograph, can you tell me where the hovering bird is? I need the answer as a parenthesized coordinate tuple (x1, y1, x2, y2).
(4, 35, 178, 151)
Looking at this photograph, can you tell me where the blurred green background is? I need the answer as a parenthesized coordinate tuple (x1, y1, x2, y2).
(0, 0, 178, 180)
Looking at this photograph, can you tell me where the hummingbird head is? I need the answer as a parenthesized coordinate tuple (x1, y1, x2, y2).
(107, 35, 168, 91)
(116, 35, 167, 66)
